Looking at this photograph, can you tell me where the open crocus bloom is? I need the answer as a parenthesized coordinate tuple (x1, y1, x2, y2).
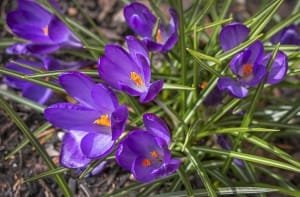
(218, 41, 267, 98)
(270, 25, 300, 45)
(45, 72, 128, 159)
(219, 22, 250, 51)
(124, 2, 178, 52)
(6, 0, 81, 54)
(98, 36, 163, 103)
(116, 113, 180, 183)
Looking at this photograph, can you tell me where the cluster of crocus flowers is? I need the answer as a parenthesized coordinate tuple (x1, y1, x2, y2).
(124, 2, 178, 52)
(217, 22, 288, 98)
(116, 113, 180, 182)
(6, 0, 81, 54)
(98, 36, 164, 103)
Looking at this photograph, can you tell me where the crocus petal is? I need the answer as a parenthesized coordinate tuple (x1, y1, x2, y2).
(60, 130, 91, 168)
(139, 80, 164, 103)
(243, 41, 264, 64)
(48, 16, 70, 43)
(18, 0, 52, 22)
(126, 35, 150, 67)
(124, 2, 156, 38)
(44, 103, 103, 132)
(132, 156, 157, 183)
(264, 51, 288, 84)
(6, 43, 31, 55)
(271, 25, 300, 45)
(218, 77, 248, 98)
(25, 43, 61, 54)
(111, 105, 128, 140)
(80, 132, 114, 159)
(219, 22, 250, 51)
(116, 137, 138, 170)
(143, 113, 171, 145)
(91, 84, 118, 113)
(59, 72, 96, 109)
(22, 84, 53, 104)
(152, 158, 180, 178)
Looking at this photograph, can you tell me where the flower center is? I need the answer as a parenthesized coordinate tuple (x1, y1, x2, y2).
(130, 72, 144, 86)
(155, 29, 164, 44)
(242, 64, 253, 78)
(93, 114, 111, 127)
(142, 158, 152, 167)
(42, 26, 49, 36)
(150, 151, 159, 159)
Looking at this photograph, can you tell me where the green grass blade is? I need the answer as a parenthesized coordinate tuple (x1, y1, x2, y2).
(25, 168, 69, 182)
(177, 167, 195, 197)
(163, 83, 195, 91)
(0, 97, 72, 196)
(185, 148, 217, 197)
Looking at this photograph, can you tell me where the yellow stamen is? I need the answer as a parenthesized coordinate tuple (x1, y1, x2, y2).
(155, 29, 163, 44)
(150, 151, 159, 159)
(142, 158, 152, 167)
(130, 72, 144, 86)
(42, 26, 49, 36)
(93, 114, 111, 127)
(242, 64, 253, 78)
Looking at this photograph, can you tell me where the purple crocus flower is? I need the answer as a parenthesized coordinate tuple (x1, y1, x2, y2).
(6, 0, 81, 54)
(45, 72, 128, 159)
(98, 36, 163, 103)
(124, 2, 178, 52)
(271, 25, 300, 45)
(218, 41, 267, 98)
(4, 56, 91, 104)
(219, 22, 250, 51)
(116, 113, 180, 183)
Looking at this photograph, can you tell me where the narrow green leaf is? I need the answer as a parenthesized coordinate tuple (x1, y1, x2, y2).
(153, 187, 278, 197)
(187, 48, 222, 67)
(24, 70, 99, 78)
(197, 127, 279, 138)
(0, 98, 72, 196)
(185, 148, 217, 197)
(177, 167, 195, 197)
(25, 168, 69, 182)
(188, 18, 233, 33)
(163, 83, 195, 91)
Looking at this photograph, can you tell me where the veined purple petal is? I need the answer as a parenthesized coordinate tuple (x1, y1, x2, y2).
(18, 0, 52, 22)
(243, 41, 264, 64)
(44, 103, 104, 132)
(111, 105, 128, 140)
(264, 51, 288, 84)
(152, 158, 180, 178)
(218, 77, 248, 98)
(22, 84, 53, 104)
(6, 43, 31, 55)
(91, 84, 118, 113)
(219, 22, 250, 51)
(240, 63, 266, 87)
(143, 113, 171, 146)
(80, 132, 114, 159)
(48, 16, 70, 43)
(139, 80, 163, 103)
(59, 72, 96, 109)
(126, 36, 149, 66)
(25, 43, 61, 54)
(124, 2, 156, 38)
(60, 130, 91, 168)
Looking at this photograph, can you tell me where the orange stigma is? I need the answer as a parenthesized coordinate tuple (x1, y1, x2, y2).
(130, 72, 144, 86)
(242, 64, 253, 77)
(93, 114, 111, 127)
(150, 151, 159, 159)
(155, 29, 163, 44)
(142, 158, 152, 167)
(42, 26, 49, 36)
